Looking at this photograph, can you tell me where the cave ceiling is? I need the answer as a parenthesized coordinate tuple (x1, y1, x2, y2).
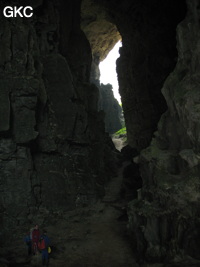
(81, 0, 121, 62)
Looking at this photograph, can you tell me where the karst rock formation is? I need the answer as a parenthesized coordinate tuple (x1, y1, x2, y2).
(0, 0, 200, 266)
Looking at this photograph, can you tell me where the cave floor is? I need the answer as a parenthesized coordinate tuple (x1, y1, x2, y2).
(43, 160, 138, 267)
(5, 161, 138, 267)
(4, 161, 200, 267)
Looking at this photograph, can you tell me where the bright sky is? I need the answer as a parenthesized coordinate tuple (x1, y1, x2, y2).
(99, 41, 122, 103)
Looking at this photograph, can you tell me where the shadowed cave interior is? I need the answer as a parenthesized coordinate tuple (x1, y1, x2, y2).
(1, 0, 200, 266)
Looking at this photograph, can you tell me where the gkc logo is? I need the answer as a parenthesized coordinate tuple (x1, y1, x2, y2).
(3, 6, 33, 17)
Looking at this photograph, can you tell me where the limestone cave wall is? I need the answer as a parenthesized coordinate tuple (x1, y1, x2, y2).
(82, 0, 200, 263)
(1, 0, 200, 264)
(115, 0, 187, 151)
(127, 1, 200, 263)
(82, 0, 187, 151)
(98, 83, 122, 134)
(0, 0, 117, 247)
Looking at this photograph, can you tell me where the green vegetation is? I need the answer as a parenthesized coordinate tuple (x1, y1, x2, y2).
(115, 127, 127, 136)
(112, 127, 127, 147)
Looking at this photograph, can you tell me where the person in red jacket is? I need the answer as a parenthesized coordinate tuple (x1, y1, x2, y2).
(32, 224, 40, 255)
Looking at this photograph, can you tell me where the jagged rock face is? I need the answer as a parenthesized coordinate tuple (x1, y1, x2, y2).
(83, 0, 199, 263)
(0, 0, 118, 248)
(84, 56, 123, 135)
(82, 0, 186, 151)
(117, 1, 187, 151)
(98, 83, 122, 134)
(128, 0, 200, 262)
(92, 0, 186, 151)
(1, 0, 200, 265)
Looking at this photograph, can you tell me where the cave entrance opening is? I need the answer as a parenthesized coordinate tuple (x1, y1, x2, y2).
(99, 41, 122, 104)
(80, 2, 126, 150)
(99, 41, 126, 151)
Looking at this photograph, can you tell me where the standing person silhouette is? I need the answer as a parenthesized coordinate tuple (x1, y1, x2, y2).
(24, 229, 32, 255)
(31, 224, 40, 255)
(39, 230, 50, 266)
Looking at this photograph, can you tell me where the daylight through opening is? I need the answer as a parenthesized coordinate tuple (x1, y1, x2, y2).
(99, 41, 122, 104)
(98, 41, 126, 151)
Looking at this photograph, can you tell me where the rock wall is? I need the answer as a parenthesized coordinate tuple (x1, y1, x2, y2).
(93, 0, 186, 151)
(1, 0, 200, 264)
(98, 83, 122, 134)
(89, 56, 122, 135)
(82, 0, 200, 263)
(128, 0, 200, 262)
(0, 0, 117, 248)
(116, 0, 187, 151)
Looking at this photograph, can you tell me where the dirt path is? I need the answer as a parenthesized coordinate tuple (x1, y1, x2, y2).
(47, 161, 138, 267)
(5, 161, 139, 267)
(5, 161, 198, 267)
